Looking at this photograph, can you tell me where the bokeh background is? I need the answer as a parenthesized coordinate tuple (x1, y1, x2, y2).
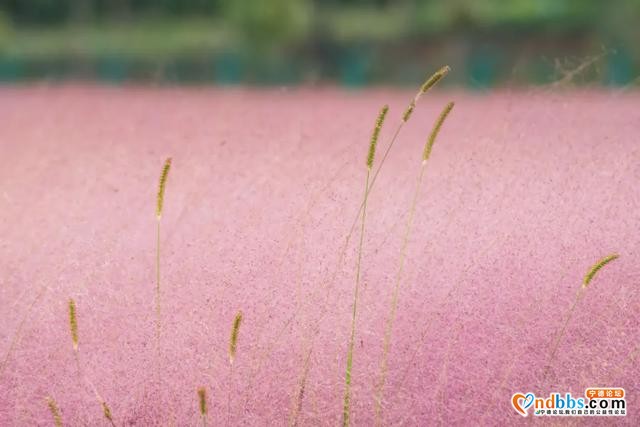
(0, 0, 639, 87)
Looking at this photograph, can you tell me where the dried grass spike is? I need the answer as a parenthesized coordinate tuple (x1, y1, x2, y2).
(102, 401, 114, 424)
(367, 105, 389, 169)
(543, 253, 620, 381)
(423, 102, 454, 162)
(46, 396, 63, 427)
(229, 311, 243, 364)
(419, 65, 451, 95)
(198, 387, 207, 416)
(583, 254, 619, 287)
(68, 298, 78, 352)
(402, 100, 416, 123)
(156, 157, 172, 219)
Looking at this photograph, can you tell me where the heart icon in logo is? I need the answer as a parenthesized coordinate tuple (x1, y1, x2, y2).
(512, 392, 535, 416)
(523, 393, 534, 409)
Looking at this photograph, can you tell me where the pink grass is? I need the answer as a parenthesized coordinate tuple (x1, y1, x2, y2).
(0, 85, 639, 425)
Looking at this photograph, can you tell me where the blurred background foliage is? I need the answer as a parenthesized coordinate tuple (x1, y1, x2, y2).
(0, 0, 638, 86)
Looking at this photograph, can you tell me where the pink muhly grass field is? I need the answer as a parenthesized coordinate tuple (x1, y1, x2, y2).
(0, 85, 639, 426)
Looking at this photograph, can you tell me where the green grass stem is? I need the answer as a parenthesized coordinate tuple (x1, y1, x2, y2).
(374, 102, 454, 426)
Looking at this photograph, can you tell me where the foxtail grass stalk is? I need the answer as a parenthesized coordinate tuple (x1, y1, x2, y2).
(544, 254, 619, 379)
(374, 102, 454, 426)
(347, 67, 449, 242)
(198, 387, 208, 427)
(46, 396, 63, 427)
(342, 104, 388, 427)
(87, 381, 116, 427)
(285, 69, 450, 412)
(229, 311, 243, 366)
(156, 157, 172, 383)
(66, 299, 117, 425)
(155, 158, 172, 359)
(330, 67, 450, 315)
(102, 401, 116, 427)
(67, 297, 82, 377)
(68, 298, 78, 353)
(583, 254, 619, 287)
(228, 310, 243, 424)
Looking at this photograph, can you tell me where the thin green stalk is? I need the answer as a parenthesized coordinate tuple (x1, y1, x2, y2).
(336, 123, 400, 283)
(155, 157, 171, 376)
(543, 254, 619, 380)
(156, 219, 161, 350)
(66, 299, 116, 425)
(227, 363, 234, 426)
(342, 104, 388, 427)
(374, 101, 454, 425)
(342, 168, 371, 427)
(374, 165, 425, 425)
(329, 67, 450, 305)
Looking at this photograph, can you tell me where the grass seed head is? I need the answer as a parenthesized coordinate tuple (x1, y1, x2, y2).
(403, 65, 451, 122)
(102, 401, 113, 422)
(197, 387, 207, 416)
(229, 310, 243, 365)
(583, 254, 619, 288)
(68, 298, 78, 352)
(402, 100, 416, 123)
(46, 396, 63, 427)
(156, 157, 172, 219)
(419, 65, 451, 96)
(423, 102, 455, 163)
(367, 105, 389, 169)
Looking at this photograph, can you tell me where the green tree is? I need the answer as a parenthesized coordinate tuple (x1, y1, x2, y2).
(221, 0, 313, 49)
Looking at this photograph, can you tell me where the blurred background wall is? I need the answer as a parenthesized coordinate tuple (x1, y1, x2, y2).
(0, 0, 638, 87)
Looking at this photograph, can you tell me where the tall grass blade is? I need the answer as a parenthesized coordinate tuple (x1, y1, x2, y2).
(68, 298, 78, 352)
(46, 396, 63, 427)
(198, 387, 208, 427)
(155, 157, 172, 366)
(544, 254, 620, 379)
(331, 66, 450, 321)
(229, 311, 243, 365)
(342, 104, 388, 427)
(374, 102, 454, 425)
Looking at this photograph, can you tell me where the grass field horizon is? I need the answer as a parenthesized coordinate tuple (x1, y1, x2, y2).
(0, 83, 638, 425)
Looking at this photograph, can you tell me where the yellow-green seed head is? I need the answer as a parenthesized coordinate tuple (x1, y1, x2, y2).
(46, 396, 63, 427)
(367, 105, 389, 169)
(229, 311, 243, 364)
(197, 387, 207, 416)
(102, 401, 113, 422)
(402, 100, 416, 123)
(423, 102, 455, 162)
(404, 65, 451, 122)
(68, 298, 78, 352)
(156, 157, 172, 219)
(583, 254, 619, 288)
(419, 65, 451, 96)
